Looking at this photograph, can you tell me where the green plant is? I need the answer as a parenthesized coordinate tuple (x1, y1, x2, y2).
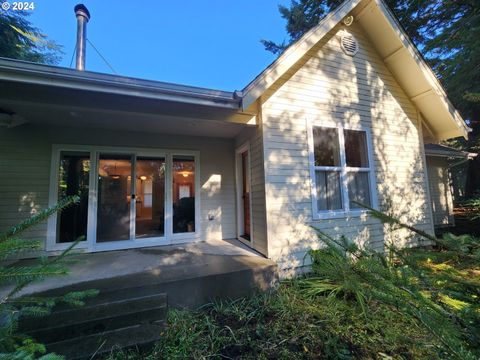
(0, 196, 98, 359)
(460, 193, 480, 220)
(300, 205, 480, 359)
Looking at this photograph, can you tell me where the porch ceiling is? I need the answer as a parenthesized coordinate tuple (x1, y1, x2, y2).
(0, 63, 256, 138)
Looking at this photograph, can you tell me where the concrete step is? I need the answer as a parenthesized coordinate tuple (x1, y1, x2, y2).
(28, 304, 167, 344)
(22, 292, 167, 332)
(33, 256, 278, 309)
(18, 252, 278, 358)
(46, 321, 165, 360)
(20, 292, 167, 359)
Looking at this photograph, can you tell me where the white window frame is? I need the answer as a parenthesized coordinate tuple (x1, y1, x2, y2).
(307, 120, 378, 220)
(47, 144, 201, 252)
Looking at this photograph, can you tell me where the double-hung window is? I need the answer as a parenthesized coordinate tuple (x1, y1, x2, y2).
(309, 124, 376, 218)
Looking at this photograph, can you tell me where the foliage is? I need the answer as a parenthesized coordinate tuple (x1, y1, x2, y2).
(104, 215, 479, 359)
(0, 2, 62, 64)
(459, 192, 480, 220)
(298, 206, 480, 359)
(105, 285, 440, 360)
(0, 196, 98, 359)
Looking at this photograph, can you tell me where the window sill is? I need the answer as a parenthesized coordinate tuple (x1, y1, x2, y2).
(313, 209, 370, 220)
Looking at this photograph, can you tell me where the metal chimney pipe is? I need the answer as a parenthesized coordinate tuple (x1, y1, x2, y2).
(74, 4, 90, 71)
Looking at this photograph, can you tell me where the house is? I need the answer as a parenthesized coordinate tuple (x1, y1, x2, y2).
(0, 0, 471, 277)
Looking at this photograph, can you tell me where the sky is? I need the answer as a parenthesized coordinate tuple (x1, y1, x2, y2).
(27, 0, 291, 91)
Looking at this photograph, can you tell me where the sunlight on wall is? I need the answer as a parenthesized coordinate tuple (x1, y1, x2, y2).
(18, 192, 42, 215)
(201, 174, 223, 240)
(261, 24, 434, 273)
(202, 174, 222, 198)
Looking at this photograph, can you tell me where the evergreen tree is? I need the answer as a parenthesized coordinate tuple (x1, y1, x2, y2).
(263, 0, 480, 195)
(0, 2, 62, 64)
(0, 196, 97, 359)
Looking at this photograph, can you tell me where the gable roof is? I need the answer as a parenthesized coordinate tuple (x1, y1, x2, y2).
(241, 0, 470, 141)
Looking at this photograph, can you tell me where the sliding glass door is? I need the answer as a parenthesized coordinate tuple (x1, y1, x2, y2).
(95, 153, 166, 244)
(96, 154, 133, 242)
(135, 157, 166, 238)
(49, 146, 197, 251)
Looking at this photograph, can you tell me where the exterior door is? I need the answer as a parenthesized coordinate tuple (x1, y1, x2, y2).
(96, 154, 134, 242)
(241, 151, 251, 240)
(95, 154, 166, 244)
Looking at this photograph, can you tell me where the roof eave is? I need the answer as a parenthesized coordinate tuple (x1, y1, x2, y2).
(0, 57, 241, 110)
(371, 0, 470, 140)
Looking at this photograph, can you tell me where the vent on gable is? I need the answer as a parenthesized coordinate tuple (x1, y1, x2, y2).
(340, 33, 358, 56)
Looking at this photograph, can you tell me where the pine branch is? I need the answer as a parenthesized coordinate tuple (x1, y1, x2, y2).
(0, 196, 79, 243)
(3, 240, 81, 302)
(352, 201, 440, 244)
(0, 238, 42, 260)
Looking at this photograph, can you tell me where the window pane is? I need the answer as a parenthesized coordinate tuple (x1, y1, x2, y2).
(347, 172, 371, 209)
(57, 152, 90, 243)
(313, 127, 340, 166)
(344, 130, 369, 167)
(97, 155, 132, 242)
(136, 158, 165, 238)
(315, 170, 342, 211)
(173, 156, 195, 233)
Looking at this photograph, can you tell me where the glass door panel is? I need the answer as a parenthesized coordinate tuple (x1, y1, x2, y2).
(172, 156, 195, 233)
(135, 157, 165, 238)
(97, 154, 133, 242)
(56, 151, 90, 243)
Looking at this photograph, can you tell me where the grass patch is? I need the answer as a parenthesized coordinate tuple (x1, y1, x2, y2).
(105, 282, 445, 360)
(104, 246, 479, 360)
(104, 220, 479, 359)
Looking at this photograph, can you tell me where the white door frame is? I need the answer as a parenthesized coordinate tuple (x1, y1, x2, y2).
(235, 142, 254, 247)
(46, 144, 200, 252)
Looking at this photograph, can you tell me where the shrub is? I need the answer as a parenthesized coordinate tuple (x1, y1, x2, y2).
(300, 205, 480, 359)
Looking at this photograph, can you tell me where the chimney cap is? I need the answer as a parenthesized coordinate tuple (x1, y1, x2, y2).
(74, 4, 90, 21)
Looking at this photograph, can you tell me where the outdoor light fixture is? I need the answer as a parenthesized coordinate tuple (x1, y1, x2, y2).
(0, 110, 26, 128)
(343, 15, 354, 26)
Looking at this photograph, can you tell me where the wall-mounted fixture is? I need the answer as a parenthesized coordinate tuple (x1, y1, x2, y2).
(0, 110, 26, 128)
(343, 15, 354, 26)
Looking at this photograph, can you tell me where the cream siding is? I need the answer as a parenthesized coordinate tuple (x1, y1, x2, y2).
(426, 156, 455, 227)
(261, 23, 435, 273)
(0, 124, 237, 252)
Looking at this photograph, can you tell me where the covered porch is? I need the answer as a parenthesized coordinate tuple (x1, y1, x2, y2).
(0, 58, 260, 256)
